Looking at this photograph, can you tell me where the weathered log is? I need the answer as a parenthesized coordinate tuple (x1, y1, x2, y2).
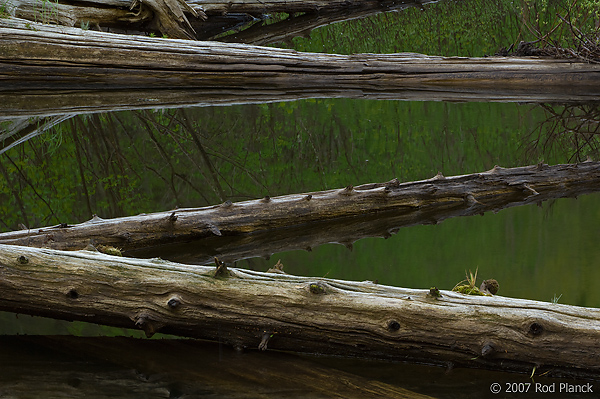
(2, 18, 600, 93)
(6, 0, 432, 40)
(220, 0, 424, 45)
(1, 161, 600, 255)
(1, 243, 599, 378)
(0, 336, 435, 399)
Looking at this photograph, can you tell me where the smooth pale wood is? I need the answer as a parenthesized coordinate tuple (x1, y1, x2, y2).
(0, 336, 434, 399)
(1, 161, 600, 254)
(2, 18, 600, 92)
(1, 243, 599, 377)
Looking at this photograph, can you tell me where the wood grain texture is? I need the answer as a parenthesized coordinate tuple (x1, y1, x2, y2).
(1, 161, 600, 254)
(2, 18, 600, 91)
(0, 243, 599, 377)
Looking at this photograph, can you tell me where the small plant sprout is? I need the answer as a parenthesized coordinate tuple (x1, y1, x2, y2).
(453, 268, 483, 295)
(552, 293, 563, 304)
(452, 267, 498, 296)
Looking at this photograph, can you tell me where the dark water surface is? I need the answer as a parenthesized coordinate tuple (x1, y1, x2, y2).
(2, 0, 600, 398)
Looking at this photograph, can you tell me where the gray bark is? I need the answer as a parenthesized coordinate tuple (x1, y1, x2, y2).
(2, 18, 599, 92)
(1, 243, 599, 378)
(4, 0, 433, 39)
(1, 161, 599, 258)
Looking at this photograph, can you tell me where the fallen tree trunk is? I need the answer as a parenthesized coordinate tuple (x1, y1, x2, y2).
(2, 18, 600, 92)
(1, 161, 600, 255)
(1, 243, 599, 378)
(6, 0, 433, 40)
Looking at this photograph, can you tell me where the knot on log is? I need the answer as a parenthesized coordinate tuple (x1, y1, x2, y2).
(384, 178, 400, 190)
(258, 330, 274, 351)
(432, 171, 445, 180)
(261, 196, 271, 203)
(428, 287, 442, 299)
(65, 288, 79, 299)
(386, 319, 401, 332)
(206, 222, 222, 236)
(464, 193, 483, 207)
(133, 312, 157, 338)
(168, 212, 178, 222)
(338, 185, 355, 195)
(528, 321, 545, 336)
(487, 165, 505, 174)
(17, 255, 28, 264)
(167, 296, 181, 309)
(213, 257, 230, 278)
(308, 281, 326, 295)
(481, 341, 496, 357)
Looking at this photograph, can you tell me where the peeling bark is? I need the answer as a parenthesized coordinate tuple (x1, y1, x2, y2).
(1, 161, 600, 256)
(0, 244, 599, 378)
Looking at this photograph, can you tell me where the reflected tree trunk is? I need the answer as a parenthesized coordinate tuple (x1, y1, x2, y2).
(2, 18, 600, 92)
(0, 335, 434, 399)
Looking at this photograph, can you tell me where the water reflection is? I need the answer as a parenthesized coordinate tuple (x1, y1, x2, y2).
(525, 103, 600, 163)
(1, 101, 600, 310)
(0, 101, 543, 230)
(2, 335, 594, 399)
(2, 0, 599, 395)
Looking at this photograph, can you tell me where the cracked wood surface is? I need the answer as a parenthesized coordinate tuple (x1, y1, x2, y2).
(2, 18, 600, 92)
(0, 243, 599, 377)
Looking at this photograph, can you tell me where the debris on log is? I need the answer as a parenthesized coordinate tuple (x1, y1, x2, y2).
(1, 161, 600, 258)
(0, 243, 599, 378)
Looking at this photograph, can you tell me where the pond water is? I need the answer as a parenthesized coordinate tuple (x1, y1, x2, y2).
(1, 0, 600, 397)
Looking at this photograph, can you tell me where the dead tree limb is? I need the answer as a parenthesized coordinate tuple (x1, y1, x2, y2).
(5, 0, 433, 40)
(1, 161, 600, 255)
(2, 18, 600, 92)
(0, 244, 599, 378)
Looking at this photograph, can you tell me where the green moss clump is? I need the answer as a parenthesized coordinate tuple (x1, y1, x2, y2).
(97, 245, 123, 257)
(452, 284, 490, 296)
